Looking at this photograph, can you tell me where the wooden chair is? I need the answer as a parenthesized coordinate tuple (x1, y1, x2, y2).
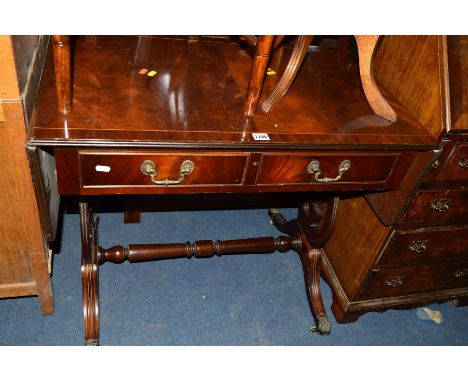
(244, 35, 397, 122)
(51, 35, 278, 117)
(51, 35, 72, 115)
(51, 35, 397, 122)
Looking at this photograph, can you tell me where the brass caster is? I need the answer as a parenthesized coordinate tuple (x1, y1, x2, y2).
(309, 315, 331, 335)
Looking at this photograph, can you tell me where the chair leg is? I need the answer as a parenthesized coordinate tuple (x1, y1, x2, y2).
(337, 36, 352, 69)
(52, 35, 72, 115)
(354, 35, 397, 122)
(244, 35, 274, 117)
(272, 35, 285, 50)
(262, 35, 313, 113)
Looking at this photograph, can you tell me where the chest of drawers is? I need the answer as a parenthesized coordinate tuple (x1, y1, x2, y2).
(322, 35, 468, 323)
(323, 133, 468, 323)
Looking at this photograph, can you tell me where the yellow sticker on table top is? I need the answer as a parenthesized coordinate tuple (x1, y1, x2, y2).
(147, 70, 157, 77)
(266, 68, 276, 76)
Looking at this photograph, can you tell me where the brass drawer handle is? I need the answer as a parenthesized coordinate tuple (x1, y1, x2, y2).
(430, 198, 452, 213)
(141, 159, 194, 186)
(307, 159, 351, 184)
(408, 240, 428, 253)
(458, 156, 468, 169)
(454, 269, 468, 278)
(385, 276, 406, 287)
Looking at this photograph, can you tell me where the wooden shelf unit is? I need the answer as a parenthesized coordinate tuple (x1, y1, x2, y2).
(0, 35, 54, 314)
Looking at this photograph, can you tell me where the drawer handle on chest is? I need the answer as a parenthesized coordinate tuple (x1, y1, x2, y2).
(458, 156, 468, 169)
(430, 198, 452, 213)
(408, 240, 428, 253)
(307, 159, 351, 183)
(140, 159, 195, 186)
(454, 269, 468, 278)
(385, 276, 406, 287)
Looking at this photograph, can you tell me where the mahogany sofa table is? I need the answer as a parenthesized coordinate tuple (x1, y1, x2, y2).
(28, 36, 438, 345)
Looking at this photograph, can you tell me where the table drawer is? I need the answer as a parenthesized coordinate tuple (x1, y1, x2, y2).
(357, 260, 468, 300)
(377, 226, 468, 267)
(257, 153, 400, 186)
(55, 149, 414, 195)
(80, 151, 248, 187)
(402, 189, 468, 226)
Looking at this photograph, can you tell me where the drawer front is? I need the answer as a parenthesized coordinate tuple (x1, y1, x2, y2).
(378, 226, 468, 267)
(431, 142, 468, 182)
(55, 149, 413, 195)
(358, 260, 468, 300)
(402, 189, 468, 226)
(79, 151, 248, 188)
(257, 153, 400, 186)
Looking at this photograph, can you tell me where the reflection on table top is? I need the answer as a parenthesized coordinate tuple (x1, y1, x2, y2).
(30, 36, 434, 149)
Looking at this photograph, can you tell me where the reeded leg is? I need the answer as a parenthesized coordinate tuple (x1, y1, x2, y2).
(354, 35, 397, 122)
(262, 35, 313, 113)
(269, 198, 338, 335)
(79, 202, 100, 345)
(298, 199, 338, 334)
(299, 244, 331, 335)
(268, 207, 300, 237)
(52, 35, 72, 115)
(244, 35, 274, 116)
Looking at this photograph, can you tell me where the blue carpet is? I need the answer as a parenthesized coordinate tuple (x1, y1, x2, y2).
(1, 207, 467, 346)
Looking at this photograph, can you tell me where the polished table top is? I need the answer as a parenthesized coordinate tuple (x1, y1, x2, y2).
(29, 36, 434, 150)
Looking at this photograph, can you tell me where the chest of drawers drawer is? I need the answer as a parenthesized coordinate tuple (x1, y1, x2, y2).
(429, 141, 468, 183)
(402, 188, 468, 226)
(357, 259, 468, 300)
(377, 226, 468, 267)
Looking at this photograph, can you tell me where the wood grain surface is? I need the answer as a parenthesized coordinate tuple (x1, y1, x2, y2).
(30, 36, 435, 149)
